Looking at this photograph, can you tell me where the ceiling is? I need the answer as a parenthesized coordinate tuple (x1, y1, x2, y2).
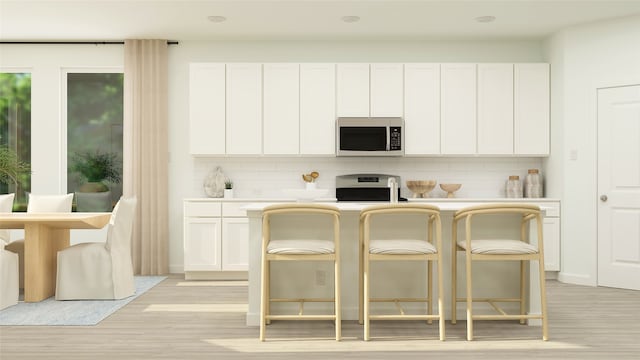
(2, 0, 640, 42)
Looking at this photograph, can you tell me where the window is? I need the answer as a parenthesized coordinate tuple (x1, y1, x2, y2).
(66, 72, 123, 211)
(0, 72, 31, 211)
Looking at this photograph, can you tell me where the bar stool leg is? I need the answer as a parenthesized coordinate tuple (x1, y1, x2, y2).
(427, 260, 433, 325)
(335, 251, 341, 341)
(451, 221, 458, 325)
(260, 255, 268, 341)
(520, 260, 526, 325)
(465, 254, 474, 341)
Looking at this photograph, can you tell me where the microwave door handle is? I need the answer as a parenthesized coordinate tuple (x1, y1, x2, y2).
(386, 127, 390, 151)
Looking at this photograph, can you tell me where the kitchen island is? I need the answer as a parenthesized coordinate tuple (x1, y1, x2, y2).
(244, 199, 559, 327)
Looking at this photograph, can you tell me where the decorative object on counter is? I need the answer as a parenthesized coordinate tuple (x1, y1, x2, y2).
(506, 175, 523, 198)
(525, 169, 543, 198)
(406, 180, 436, 198)
(440, 183, 462, 198)
(282, 189, 329, 202)
(302, 171, 320, 190)
(224, 180, 234, 199)
(203, 166, 226, 198)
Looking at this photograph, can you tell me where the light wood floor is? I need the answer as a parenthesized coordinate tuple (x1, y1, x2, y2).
(1, 276, 639, 359)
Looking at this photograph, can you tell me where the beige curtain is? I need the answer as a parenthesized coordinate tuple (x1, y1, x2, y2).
(123, 39, 169, 275)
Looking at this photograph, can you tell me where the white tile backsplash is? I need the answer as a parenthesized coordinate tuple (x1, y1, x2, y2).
(191, 157, 544, 199)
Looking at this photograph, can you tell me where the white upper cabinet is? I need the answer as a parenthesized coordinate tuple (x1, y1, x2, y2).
(226, 63, 262, 155)
(441, 63, 477, 154)
(514, 63, 550, 155)
(477, 63, 514, 155)
(300, 63, 336, 155)
(336, 63, 370, 117)
(263, 63, 300, 155)
(370, 63, 404, 117)
(404, 63, 440, 155)
(189, 63, 225, 155)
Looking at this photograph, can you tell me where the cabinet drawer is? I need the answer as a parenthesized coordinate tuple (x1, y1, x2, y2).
(222, 202, 251, 217)
(184, 202, 222, 217)
(538, 202, 559, 217)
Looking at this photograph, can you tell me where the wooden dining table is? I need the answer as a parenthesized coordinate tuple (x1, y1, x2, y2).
(0, 212, 111, 302)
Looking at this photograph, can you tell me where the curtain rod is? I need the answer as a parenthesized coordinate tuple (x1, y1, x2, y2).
(0, 41, 179, 45)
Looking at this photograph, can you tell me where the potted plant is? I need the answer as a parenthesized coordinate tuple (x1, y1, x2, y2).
(224, 180, 233, 198)
(0, 146, 30, 188)
(70, 150, 121, 192)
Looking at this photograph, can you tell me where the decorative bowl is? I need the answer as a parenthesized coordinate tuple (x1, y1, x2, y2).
(406, 180, 437, 198)
(282, 189, 330, 203)
(440, 183, 462, 198)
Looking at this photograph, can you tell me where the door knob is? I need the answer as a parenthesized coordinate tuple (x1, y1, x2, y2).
(600, 195, 608, 202)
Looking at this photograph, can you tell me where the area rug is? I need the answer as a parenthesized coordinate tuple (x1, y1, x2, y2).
(0, 276, 166, 326)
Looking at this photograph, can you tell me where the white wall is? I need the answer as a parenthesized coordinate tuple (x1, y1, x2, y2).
(544, 15, 640, 285)
(168, 39, 545, 272)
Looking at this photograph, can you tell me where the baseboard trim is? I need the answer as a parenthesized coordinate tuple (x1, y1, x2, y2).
(558, 272, 595, 286)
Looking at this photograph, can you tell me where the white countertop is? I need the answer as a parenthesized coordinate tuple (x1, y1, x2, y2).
(243, 199, 559, 213)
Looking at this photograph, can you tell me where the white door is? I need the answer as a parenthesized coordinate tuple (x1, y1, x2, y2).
(597, 84, 640, 290)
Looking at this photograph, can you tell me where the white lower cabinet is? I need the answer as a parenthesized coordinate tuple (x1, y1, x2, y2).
(528, 201, 560, 272)
(542, 213, 560, 272)
(184, 217, 222, 271)
(184, 201, 249, 280)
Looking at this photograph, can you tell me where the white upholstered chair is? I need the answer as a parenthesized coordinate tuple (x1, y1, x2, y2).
(55, 197, 137, 300)
(359, 203, 445, 341)
(4, 193, 73, 289)
(1, 193, 19, 310)
(451, 203, 548, 341)
(260, 203, 341, 341)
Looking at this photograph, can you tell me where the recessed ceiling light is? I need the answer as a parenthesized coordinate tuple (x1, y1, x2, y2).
(475, 15, 496, 23)
(207, 15, 227, 23)
(341, 15, 360, 23)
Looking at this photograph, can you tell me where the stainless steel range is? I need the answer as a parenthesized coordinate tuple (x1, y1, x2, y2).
(335, 174, 406, 202)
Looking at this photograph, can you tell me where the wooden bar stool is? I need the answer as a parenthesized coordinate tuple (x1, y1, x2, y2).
(260, 203, 341, 341)
(358, 204, 444, 341)
(451, 203, 549, 341)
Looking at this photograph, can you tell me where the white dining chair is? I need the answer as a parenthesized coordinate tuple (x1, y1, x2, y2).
(55, 197, 137, 300)
(4, 193, 73, 289)
(1, 193, 19, 310)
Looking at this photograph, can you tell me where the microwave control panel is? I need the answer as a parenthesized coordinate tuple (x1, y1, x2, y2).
(389, 127, 402, 150)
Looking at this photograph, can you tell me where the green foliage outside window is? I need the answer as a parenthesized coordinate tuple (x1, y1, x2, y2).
(0, 73, 31, 210)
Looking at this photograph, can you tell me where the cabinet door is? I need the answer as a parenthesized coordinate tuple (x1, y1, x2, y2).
(514, 63, 549, 155)
(441, 63, 477, 154)
(263, 63, 300, 155)
(226, 63, 262, 154)
(300, 63, 336, 155)
(543, 217, 560, 271)
(477, 63, 514, 155)
(222, 217, 249, 271)
(184, 217, 222, 271)
(336, 63, 369, 117)
(370, 63, 403, 117)
(189, 63, 225, 155)
(404, 63, 440, 155)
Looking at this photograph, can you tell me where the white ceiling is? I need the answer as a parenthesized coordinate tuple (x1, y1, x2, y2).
(2, 0, 640, 41)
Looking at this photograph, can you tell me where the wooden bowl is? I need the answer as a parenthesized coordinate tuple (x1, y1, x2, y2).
(440, 183, 462, 198)
(406, 180, 436, 198)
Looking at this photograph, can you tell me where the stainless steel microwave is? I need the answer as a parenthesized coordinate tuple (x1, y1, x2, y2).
(336, 117, 404, 157)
